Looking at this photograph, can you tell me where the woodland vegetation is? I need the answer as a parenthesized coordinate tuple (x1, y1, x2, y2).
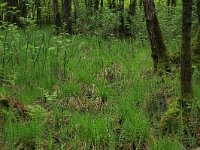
(0, 0, 200, 149)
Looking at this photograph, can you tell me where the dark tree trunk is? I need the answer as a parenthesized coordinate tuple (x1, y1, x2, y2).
(63, 0, 73, 34)
(53, 0, 59, 20)
(94, 0, 99, 11)
(36, 0, 41, 25)
(143, 0, 170, 74)
(19, 0, 27, 18)
(53, 0, 61, 33)
(180, 0, 193, 100)
(100, 0, 104, 9)
(74, 0, 79, 25)
(126, 0, 137, 37)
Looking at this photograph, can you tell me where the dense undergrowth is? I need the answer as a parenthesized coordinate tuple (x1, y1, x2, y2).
(0, 25, 200, 149)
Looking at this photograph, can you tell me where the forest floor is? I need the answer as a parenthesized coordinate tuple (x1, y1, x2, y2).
(0, 28, 200, 150)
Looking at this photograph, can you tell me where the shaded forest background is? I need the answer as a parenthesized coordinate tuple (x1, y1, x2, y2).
(1, 0, 200, 150)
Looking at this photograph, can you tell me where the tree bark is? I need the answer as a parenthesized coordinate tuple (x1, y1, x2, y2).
(143, 0, 170, 74)
(180, 0, 193, 100)
(63, 0, 73, 34)
(53, 0, 61, 33)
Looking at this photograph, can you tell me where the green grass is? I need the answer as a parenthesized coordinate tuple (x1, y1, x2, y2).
(1, 26, 200, 150)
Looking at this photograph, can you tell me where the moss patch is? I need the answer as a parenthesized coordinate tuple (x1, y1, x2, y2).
(160, 98, 182, 134)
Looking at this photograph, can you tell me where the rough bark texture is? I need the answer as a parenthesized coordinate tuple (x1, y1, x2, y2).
(143, 0, 170, 74)
(63, 0, 72, 34)
(180, 0, 193, 100)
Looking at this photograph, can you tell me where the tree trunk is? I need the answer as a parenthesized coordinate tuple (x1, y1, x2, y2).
(19, 0, 27, 18)
(100, 0, 104, 9)
(126, 0, 137, 37)
(36, 0, 41, 25)
(143, 0, 170, 74)
(94, 0, 99, 11)
(63, 0, 73, 34)
(53, 0, 61, 33)
(73, 0, 79, 25)
(180, 0, 193, 100)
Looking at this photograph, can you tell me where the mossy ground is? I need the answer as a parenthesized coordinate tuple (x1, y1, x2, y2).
(1, 27, 200, 149)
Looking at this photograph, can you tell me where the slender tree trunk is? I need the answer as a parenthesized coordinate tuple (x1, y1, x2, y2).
(53, 0, 61, 33)
(94, 0, 99, 11)
(19, 0, 27, 18)
(74, 0, 79, 25)
(36, 0, 41, 25)
(100, 0, 104, 9)
(143, 0, 170, 74)
(53, 0, 59, 21)
(180, 0, 193, 100)
(63, 0, 73, 34)
(126, 0, 137, 37)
